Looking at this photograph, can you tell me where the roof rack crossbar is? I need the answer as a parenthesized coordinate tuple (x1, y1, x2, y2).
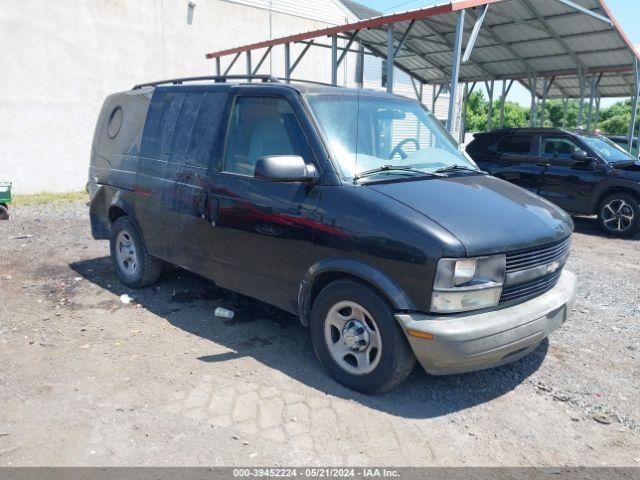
(132, 75, 280, 89)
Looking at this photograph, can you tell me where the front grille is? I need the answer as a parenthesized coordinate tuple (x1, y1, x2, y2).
(505, 237, 571, 273)
(500, 237, 571, 305)
(500, 269, 562, 303)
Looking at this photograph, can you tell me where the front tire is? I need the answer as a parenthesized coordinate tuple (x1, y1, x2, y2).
(598, 193, 639, 237)
(310, 280, 416, 394)
(109, 216, 162, 288)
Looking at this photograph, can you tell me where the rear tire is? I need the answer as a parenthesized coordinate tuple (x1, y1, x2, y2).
(310, 279, 416, 394)
(109, 216, 162, 288)
(0, 205, 8, 220)
(597, 193, 639, 237)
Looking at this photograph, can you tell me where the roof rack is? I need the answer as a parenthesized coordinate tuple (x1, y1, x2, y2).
(132, 74, 280, 90)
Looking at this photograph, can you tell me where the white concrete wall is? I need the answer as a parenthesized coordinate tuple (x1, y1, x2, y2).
(0, 0, 353, 193)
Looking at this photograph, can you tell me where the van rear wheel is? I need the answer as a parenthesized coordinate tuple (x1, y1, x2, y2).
(109, 216, 162, 288)
(310, 279, 415, 394)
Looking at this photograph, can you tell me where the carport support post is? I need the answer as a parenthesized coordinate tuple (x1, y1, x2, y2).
(284, 43, 291, 83)
(432, 85, 437, 112)
(562, 97, 568, 128)
(215, 58, 221, 76)
(386, 25, 394, 93)
(499, 81, 506, 128)
(528, 75, 538, 128)
(246, 51, 252, 82)
(447, 10, 465, 133)
(356, 45, 365, 89)
(578, 69, 586, 127)
(460, 83, 469, 143)
(331, 35, 339, 87)
(586, 74, 602, 131)
(629, 58, 639, 154)
(540, 77, 548, 127)
(486, 80, 494, 131)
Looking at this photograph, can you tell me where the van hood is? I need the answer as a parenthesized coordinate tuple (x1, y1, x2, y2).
(368, 174, 573, 256)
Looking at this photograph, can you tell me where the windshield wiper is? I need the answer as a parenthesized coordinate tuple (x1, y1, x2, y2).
(434, 164, 482, 174)
(355, 165, 441, 180)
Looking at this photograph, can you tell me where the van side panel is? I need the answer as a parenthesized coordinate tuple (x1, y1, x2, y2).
(88, 89, 152, 239)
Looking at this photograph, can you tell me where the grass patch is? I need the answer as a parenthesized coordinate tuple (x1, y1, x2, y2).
(13, 191, 88, 207)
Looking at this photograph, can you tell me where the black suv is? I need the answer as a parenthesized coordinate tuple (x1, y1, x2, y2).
(88, 77, 576, 393)
(467, 128, 640, 236)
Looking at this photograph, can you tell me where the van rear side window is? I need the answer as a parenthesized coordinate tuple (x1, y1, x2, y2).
(107, 106, 123, 139)
(141, 89, 227, 167)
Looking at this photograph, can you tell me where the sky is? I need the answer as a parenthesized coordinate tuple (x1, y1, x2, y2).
(357, 0, 640, 107)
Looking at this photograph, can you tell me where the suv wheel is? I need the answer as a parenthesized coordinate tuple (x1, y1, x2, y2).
(110, 216, 162, 288)
(310, 279, 415, 394)
(598, 193, 639, 237)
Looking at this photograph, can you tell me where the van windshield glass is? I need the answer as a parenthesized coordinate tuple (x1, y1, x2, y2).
(306, 94, 476, 181)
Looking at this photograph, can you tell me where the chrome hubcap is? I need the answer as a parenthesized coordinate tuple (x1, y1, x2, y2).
(115, 230, 138, 275)
(324, 301, 382, 376)
(602, 199, 635, 232)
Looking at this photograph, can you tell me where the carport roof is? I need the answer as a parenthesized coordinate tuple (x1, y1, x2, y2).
(205, 0, 640, 99)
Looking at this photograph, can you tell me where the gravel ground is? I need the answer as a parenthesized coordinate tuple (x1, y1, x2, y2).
(0, 200, 638, 466)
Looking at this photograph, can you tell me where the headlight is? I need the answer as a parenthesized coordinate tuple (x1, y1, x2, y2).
(431, 255, 506, 313)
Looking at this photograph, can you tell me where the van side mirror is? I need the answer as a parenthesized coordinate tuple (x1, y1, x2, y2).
(254, 155, 318, 183)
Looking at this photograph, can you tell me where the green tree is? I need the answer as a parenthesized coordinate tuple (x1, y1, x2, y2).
(464, 89, 638, 137)
(465, 91, 529, 132)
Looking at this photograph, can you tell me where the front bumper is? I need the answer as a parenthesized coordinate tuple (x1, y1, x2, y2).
(395, 269, 577, 375)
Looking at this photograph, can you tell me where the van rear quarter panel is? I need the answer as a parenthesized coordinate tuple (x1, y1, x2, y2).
(89, 89, 153, 239)
(90, 89, 152, 189)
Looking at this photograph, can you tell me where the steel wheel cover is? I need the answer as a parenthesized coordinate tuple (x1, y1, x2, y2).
(324, 300, 382, 376)
(115, 230, 139, 275)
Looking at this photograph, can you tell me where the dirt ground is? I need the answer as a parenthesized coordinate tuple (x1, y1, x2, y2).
(0, 200, 639, 467)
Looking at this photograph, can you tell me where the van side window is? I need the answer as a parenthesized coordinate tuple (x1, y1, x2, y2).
(497, 135, 533, 155)
(223, 96, 308, 176)
(141, 89, 226, 168)
(141, 91, 185, 160)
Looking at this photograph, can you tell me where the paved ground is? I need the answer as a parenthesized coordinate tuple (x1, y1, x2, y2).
(0, 200, 639, 466)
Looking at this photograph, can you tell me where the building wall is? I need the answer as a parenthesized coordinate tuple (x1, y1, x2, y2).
(227, 0, 354, 25)
(0, 0, 462, 193)
(0, 0, 355, 193)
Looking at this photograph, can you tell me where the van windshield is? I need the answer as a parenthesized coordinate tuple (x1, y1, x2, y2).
(306, 93, 477, 181)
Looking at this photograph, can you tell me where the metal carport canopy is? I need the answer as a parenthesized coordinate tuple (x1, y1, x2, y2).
(205, 0, 639, 99)
(205, 0, 640, 148)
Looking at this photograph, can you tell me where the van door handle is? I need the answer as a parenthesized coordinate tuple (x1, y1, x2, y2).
(204, 194, 219, 226)
(536, 161, 550, 167)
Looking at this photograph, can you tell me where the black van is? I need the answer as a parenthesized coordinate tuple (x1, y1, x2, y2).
(88, 76, 576, 393)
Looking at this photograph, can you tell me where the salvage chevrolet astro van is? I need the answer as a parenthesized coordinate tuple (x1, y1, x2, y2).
(88, 76, 577, 393)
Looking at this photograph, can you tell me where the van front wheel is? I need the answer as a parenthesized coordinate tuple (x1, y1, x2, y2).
(310, 280, 415, 394)
(109, 216, 161, 288)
